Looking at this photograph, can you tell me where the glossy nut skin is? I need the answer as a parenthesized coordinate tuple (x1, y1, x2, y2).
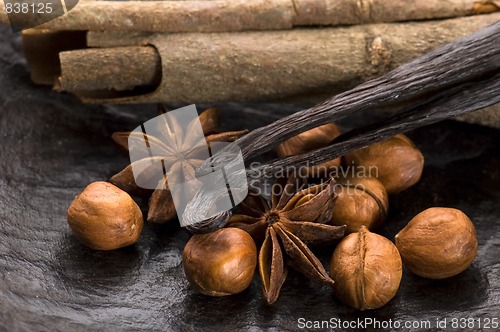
(330, 226, 402, 310)
(395, 207, 478, 279)
(277, 123, 341, 177)
(344, 134, 424, 194)
(183, 228, 257, 296)
(67, 181, 143, 250)
(330, 176, 388, 233)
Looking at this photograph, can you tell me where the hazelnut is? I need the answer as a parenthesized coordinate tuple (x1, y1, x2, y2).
(395, 207, 478, 279)
(330, 226, 402, 310)
(183, 228, 257, 296)
(277, 123, 341, 177)
(67, 181, 143, 250)
(330, 176, 388, 233)
(344, 134, 424, 194)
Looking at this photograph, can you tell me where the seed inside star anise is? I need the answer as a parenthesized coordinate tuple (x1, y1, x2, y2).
(227, 176, 346, 304)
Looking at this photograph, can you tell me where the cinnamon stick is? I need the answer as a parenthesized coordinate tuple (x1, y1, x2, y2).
(1, 0, 498, 33)
(57, 46, 161, 92)
(52, 13, 500, 103)
(22, 29, 86, 85)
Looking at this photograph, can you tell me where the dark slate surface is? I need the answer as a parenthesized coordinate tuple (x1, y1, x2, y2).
(0, 25, 499, 331)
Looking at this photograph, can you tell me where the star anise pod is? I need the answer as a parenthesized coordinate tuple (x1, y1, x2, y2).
(227, 176, 346, 304)
(110, 106, 248, 223)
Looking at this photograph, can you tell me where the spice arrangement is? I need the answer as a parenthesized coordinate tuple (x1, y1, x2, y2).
(6, 1, 499, 128)
(66, 109, 479, 310)
(50, 0, 499, 313)
(1, 1, 499, 329)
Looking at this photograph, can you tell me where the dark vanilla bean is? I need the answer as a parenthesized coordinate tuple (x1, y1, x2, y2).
(188, 22, 500, 232)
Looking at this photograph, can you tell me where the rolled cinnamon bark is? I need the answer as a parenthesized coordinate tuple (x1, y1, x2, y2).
(54, 13, 500, 104)
(292, 0, 500, 25)
(22, 29, 86, 85)
(1, 0, 498, 33)
(0, 0, 295, 33)
(57, 46, 161, 92)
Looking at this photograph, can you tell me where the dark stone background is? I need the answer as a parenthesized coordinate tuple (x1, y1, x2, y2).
(0, 25, 499, 331)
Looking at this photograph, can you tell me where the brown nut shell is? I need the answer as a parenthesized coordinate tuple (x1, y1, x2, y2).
(344, 134, 424, 194)
(183, 228, 257, 296)
(67, 181, 143, 250)
(330, 176, 388, 233)
(277, 123, 341, 177)
(330, 226, 402, 310)
(395, 207, 478, 279)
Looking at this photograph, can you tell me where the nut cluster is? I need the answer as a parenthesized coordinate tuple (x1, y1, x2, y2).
(329, 207, 477, 310)
(277, 127, 423, 232)
(272, 124, 478, 310)
(65, 116, 480, 312)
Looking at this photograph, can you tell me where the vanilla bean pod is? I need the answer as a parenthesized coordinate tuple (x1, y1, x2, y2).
(249, 72, 500, 178)
(188, 23, 499, 231)
(231, 21, 500, 164)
